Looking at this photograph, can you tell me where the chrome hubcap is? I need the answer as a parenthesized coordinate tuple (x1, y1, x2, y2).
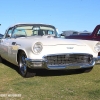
(20, 55, 27, 75)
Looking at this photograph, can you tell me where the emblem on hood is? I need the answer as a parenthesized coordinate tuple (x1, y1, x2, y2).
(67, 47, 74, 49)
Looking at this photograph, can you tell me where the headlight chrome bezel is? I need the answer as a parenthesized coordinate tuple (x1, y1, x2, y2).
(94, 42, 100, 52)
(32, 42, 43, 54)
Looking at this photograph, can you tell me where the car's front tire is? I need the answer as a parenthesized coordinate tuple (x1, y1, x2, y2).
(18, 51, 36, 78)
(0, 56, 2, 63)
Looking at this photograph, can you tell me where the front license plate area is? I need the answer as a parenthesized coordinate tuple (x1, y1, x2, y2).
(67, 66, 80, 69)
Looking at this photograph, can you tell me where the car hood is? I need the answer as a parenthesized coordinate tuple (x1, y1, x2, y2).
(23, 36, 86, 46)
(14, 36, 97, 58)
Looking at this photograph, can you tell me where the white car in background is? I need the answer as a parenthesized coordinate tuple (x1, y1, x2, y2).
(0, 23, 97, 77)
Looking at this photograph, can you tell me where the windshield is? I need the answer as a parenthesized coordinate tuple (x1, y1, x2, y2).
(12, 25, 56, 38)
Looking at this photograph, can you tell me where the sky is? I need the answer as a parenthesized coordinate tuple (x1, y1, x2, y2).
(0, 0, 100, 34)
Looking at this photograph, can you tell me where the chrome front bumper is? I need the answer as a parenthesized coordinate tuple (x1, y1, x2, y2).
(95, 56, 100, 64)
(25, 58, 95, 70)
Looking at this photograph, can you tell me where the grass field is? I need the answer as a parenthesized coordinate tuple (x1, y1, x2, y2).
(0, 61, 100, 100)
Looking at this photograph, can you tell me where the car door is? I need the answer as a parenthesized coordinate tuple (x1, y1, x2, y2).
(0, 28, 14, 61)
(0, 27, 20, 64)
(7, 28, 20, 65)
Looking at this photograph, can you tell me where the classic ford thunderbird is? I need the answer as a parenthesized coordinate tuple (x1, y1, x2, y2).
(0, 24, 97, 77)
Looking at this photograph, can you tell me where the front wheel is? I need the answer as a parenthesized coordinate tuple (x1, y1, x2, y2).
(18, 51, 36, 78)
(0, 56, 2, 63)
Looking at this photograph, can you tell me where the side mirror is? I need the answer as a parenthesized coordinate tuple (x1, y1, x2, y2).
(61, 34, 64, 36)
(60, 34, 65, 38)
(7, 33, 11, 38)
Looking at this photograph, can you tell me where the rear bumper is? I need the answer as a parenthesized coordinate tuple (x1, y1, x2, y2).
(25, 58, 95, 70)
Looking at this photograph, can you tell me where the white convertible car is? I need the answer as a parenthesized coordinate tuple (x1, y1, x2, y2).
(0, 23, 98, 77)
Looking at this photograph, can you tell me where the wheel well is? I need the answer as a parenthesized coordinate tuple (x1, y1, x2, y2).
(98, 52, 100, 56)
(17, 50, 25, 63)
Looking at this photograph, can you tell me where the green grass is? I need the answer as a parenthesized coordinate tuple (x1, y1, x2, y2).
(0, 61, 100, 100)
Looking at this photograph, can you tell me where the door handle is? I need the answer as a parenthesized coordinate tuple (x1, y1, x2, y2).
(12, 42, 16, 45)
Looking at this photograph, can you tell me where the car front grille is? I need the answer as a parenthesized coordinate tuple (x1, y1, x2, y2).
(44, 54, 93, 65)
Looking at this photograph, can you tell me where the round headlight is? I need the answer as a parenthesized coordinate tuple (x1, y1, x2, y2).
(94, 42, 100, 52)
(33, 42, 43, 54)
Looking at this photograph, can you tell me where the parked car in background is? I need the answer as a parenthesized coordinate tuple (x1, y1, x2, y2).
(61, 30, 91, 37)
(61, 30, 79, 37)
(61, 30, 91, 39)
(65, 25, 100, 40)
(64, 25, 100, 63)
(79, 32, 92, 36)
(0, 23, 97, 77)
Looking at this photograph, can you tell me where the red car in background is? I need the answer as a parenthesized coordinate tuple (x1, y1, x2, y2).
(63, 25, 100, 63)
(65, 25, 100, 41)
